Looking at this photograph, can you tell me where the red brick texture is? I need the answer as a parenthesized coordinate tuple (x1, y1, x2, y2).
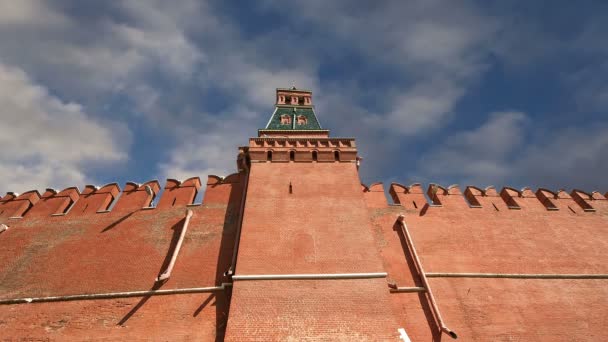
(369, 183, 608, 341)
(226, 279, 400, 341)
(225, 161, 399, 340)
(0, 176, 244, 340)
(235, 162, 386, 274)
(1, 148, 607, 340)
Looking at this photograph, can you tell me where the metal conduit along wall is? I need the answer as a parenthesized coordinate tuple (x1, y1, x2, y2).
(396, 214, 458, 339)
(0, 284, 233, 305)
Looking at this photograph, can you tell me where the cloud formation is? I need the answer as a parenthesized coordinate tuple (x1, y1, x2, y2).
(0, 0, 606, 193)
(0, 63, 129, 192)
(418, 111, 608, 190)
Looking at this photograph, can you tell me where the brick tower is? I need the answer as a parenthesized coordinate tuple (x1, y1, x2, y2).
(224, 88, 400, 340)
(3, 86, 606, 341)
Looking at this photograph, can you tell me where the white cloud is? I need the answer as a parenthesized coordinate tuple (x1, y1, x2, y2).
(418, 111, 527, 185)
(261, 0, 497, 137)
(0, 0, 68, 27)
(416, 111, 608, 190)
(380, 78, 466, 135)
(157, 110, 253, 182)
(0, 63, 129, 193)
(515, 126, 608, 190)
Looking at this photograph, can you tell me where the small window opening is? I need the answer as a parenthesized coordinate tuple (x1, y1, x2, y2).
(312, 151, 318, 162)
(412, 201, 418, 209)
(296, 115, 307, 125)
(82, 203, 88, 213)
(334, 150, 340, 161)
(172, 198, 177, 207)
(289, 150, 295, 162)
(492, 203, 499, 211)
(568, 205, 576, 213)
(267, 151, 273, 162)
(280, 114, 291, 125)
(289, 181, 293, 194)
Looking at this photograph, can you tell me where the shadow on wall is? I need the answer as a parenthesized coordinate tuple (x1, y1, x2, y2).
(110, 175, 244, 340)
(117, 217, 186, 326)
(100, 212, 135, 233)
(213, 174, 244, 340)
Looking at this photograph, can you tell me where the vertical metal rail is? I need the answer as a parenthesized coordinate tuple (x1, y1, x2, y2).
(156, 209, 193, 282)
(397, 214, 458, 339)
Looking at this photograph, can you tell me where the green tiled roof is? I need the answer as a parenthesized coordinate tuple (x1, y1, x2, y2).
(265, 106, 322, 130)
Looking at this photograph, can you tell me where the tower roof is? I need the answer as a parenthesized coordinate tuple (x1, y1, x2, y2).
(259, 88, 326, 135)
(265, 107, 321, 130)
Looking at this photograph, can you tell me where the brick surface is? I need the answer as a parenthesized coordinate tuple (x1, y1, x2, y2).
(235, 162, 386, 275)
(226, 279, 400, 341)
(0, 292, 230, 341)
(0, 177, 243, 340)
(1, 90, 607, 341)
(369, 185, 608, 341)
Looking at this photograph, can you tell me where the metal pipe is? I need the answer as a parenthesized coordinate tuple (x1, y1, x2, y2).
(0, 283, 232, 305)
(156, 209, 193, 282)
(397, 214, 458, 339)
(426, 273, 608, 279)
(232, 272, 387, 281)
(390, 286, 426, 293)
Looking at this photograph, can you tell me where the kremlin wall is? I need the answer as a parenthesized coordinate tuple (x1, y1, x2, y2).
(0, 88, 607, 341)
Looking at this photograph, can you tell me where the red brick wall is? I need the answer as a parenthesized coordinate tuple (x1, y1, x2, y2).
(368, 183, 608, 341)
(226, 161, 399, 340)
(1, 159, 607, 340)
(226, 279, 399, 341)
(0, 176, 244, 340)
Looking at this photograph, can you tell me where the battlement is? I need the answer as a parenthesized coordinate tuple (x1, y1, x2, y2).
(3, 177, 606, 221)
(376, 182, 608, 214)
(0, 174, 247, 222)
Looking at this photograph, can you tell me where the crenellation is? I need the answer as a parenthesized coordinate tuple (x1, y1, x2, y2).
(463, 186, 483, 208)
(427, 183, 447, 206)
(27, 187, 80, 217)
(44, 188, 58, 195)
(549, 189, 591, 213)
(203, 173, 244, 205)
(500, 187, 523, 209)
(465, 185, 509, 211)
(536, 188, 559, 211)
(157, 177, 201, 209)
(362, 182, 388, 208)
(111, 180, 160, 212)
(81, 184, 98, 195)
(429, 184, 471, 209)
(591, 191, 606, 200)
(70, 183, 120, 215)
(447, 184, 462, 195)
(484, 186, 499, 196)
(0, 190, 41, 218)
(388, 183, 428, 210)
(520, 187, 536, 198)
(570, 189, 597, 212)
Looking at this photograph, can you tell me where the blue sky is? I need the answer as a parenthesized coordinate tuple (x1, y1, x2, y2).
(1, 0, 607, 196)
